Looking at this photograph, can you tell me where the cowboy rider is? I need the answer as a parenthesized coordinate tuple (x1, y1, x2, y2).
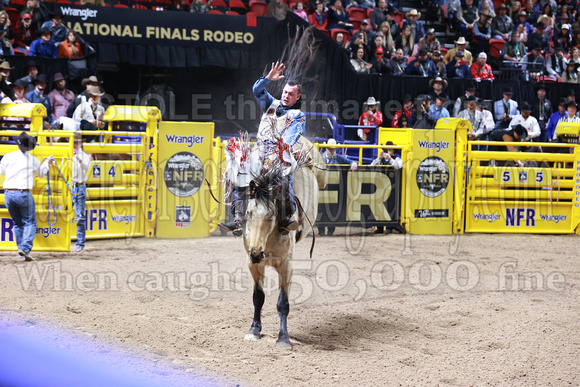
(219, 61, 304, 236)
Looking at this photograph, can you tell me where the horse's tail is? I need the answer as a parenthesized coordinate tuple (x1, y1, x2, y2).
(294, 136, 327, 190)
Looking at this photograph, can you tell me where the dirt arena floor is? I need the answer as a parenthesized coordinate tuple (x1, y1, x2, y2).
(1, 231, 579, 386)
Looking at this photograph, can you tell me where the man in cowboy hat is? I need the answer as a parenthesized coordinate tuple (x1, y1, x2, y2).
(26, 74, 52, 128)
(443, 36, 473, 65)
(546, 43, 566, 79)
(457, 0, 479, 38)
(392, 94, 416, 128)
(66, 75, 102, 118)
(527, 21, 549, 53)
(459, 95, 483, 135)
(428, 76, 447, 102)
(28, 26, 57, 58)
(521, 45, 545, 81)
(546, 98, 568, 141)
(71, 133, 92, 252)
(491, 3, 513, 40)
(531, 83, 552, 142)
(1, 79, 28, 103)
(453, 83, 476, 116)
(403, 9, 425, 42)
(558, 101, 580, 124)
(0, 61, 16, 102)
(358, 96, 383, 141)
(514, 10, 533, 36)
(73, 85, 106, 133)
(493, 86, 519, 129)
(48, 72, 75, 126)
(489, 124, 528, 161)
(508, 101, 540, 140)
(17, 60, 39, 92)
(473, 9, 493, 54)
(0, 132, 52, 261)
(40, 10, 68, 44)
(428, 93, 451, 123)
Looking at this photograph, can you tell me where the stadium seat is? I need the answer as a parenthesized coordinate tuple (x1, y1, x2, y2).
(540, 75, 558, 83)
(249, 0, 267, 16)
(10, 0, 26, 6)
(212, 0, 228, 11)
(4, 7, 20, 28)
(133, 4, 147, 9)
(348, 7, 366, 22)
(366, 8, 372, 18)
(489, 38, 506, 59)
(114, 4, 129, 7)
(439, 46, 448, 56)
(229, 0, 247, 14)
(226, 10, 239, 14)
(56, 0, 71, 3)
(246, 11, 259, 16)
(351, 20, 361, 31)
(209, 9, 224, 13)
(407, 56, 416, 63)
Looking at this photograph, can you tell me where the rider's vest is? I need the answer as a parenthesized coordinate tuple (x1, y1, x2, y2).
(257, 99, 302, 146)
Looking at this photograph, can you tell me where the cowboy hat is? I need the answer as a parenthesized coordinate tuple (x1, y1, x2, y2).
(326, 138, 337, 145)
(33, 74, 47, 84)
(0, 61, 13, 71)
(534, 83, 547, 92)
(429, 76, 448, 89)
(567, 100, 578, 108)
(454, 37, 469, 45)
(53, 72, 66, 82)
(11, 79, 27, 88)
(15, 132, 36, 151)
(406, 9, 421, 18)
(513, 124, 528, 141)
(479, 9, 492, 17)
(87, 85, 104, 96)
(516, 10, 527, 18)
(363, 97, 380, 112)
(520, 102, 532, 112)
(81, 75, 102, 86)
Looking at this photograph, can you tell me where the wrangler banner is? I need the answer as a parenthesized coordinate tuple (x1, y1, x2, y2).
(317, 165, 402, 227)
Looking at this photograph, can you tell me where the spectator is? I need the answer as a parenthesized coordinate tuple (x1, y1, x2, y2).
(71, 133, 92, 253)
(501, 31, 526, 66)
(384, 8, 401, 40)
(521, 45, 545, 81)
(48, 72, 75, 127)
(312, 1, 328, 30)
(0, 61, 12, 87)
(28, 27, 57, 58)
(41, 11, 67, 44)
(318, 138, 357, 236)
(472, 98, 495, 147)
(371, 35, 391, 57)
(73, 85, 106, 133)
(394, 24, 414, 57)
(553, 24, 572, 53)
(334, 31, 350, 50)
(350, 46, 372, 73)
(447, 0, 461, 33)
(371, 142, 403, 168)
(530, 83, 552, 142)
(21, 0, 50, 31)
(18, 60, 39, 92)
(327, 0, 350, 31)
(491, 4, 514, 40)
(509, 102, 540, 140)
(377, 22, 395, 52)
(489, 124, 528, 160)
(370, 0, 387, 32)
(431, 49, 447, 77)
(370, 47, 391, 74)
(0, 10, 14, 41)
(67, 75, 102, 118)
(566, 89, 576, 103)
(546, 43, 566, 79)
(358, 96, 383, 141)
(352, 20, 375, 49)
(26, 74, 51, 128)
(266, 0, 289, 21)
(524, 0, 539, 24)
(480, 0, 495, 17)
(509, 1, 522, 20)
(446, 50, 472, 78)
(546, 98, 567, 141)
(527, 22, 550, 52)
(457, 0, 479, 38)
(558, 100, 580, 123)
(403, 9, 425, 42)
(562, 61, 580, 83)
(0, 29, 14, 56)
(58, 30, 83, 58)
(459, 95, 483, 136)
(390, 48, 408, 76)
(556, 11, 572, 31)
(569, 46, 580, 66)
(392, 94, 416, 128)
(453, 83, 477, 116)
(515, 21, 529, 44)
(494, 86, 519, 129)
(414, 28, 440, 57)
(81, 0, 106, 5)
(292, 2, 308, 21)
(415, 95, 434, 128)
(428, 76, 447, 101)
(189, 0, 209, 13)
(514, 10, 533, 37)
(471, 52, 494, 79)
(406, 49, 438, 77)
(443, 37, 473, 65)
(2, 79, 29, 103)
(13, 13, 36, 53)
(473, 9, 493, 54)
(349, 31, 370, 61)
(428, 94, 450, 124)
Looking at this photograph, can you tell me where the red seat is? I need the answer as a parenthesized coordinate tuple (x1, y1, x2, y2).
(56, 0, 71, 3)
(212, 0, 228, 8)
(249, 0, 267, 16)
(4, 7, 20, 28)
(540, 75, 558, 83)
(330, 28, 351, 43)
(114, 4, 129, 7)
(209, 9, 224, 13)
(10, 0, 26, 6)
(439, 46, 448, 56)
(246, 11, 259, 16)
(366, 8, 373, 18)
(229, 0, 247, 13)
(348, 7, 366, 22)
(407, 56, 416, 63)
(133, 4, 147, 8)
(351, 20, 361, 31)
(226, 10, 239, 14)
(489, 38, 506, 59)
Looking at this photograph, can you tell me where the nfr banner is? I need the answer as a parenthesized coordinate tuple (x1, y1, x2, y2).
(317, 165, 402, 227)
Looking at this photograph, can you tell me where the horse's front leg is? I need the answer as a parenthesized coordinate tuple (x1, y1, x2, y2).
(245, 264, 265, 341)
(275, 259, 292, 349)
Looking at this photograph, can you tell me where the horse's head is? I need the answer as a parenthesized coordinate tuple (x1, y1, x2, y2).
(243, 170, 292, 264)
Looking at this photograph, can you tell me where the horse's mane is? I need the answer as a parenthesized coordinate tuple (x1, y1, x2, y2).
(248, 166, 292, 219)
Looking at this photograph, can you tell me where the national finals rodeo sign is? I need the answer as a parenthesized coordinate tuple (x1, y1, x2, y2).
(57, 5, 262, 48)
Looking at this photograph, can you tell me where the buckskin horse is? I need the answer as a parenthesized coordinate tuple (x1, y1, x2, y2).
(240, 137, 326, 349)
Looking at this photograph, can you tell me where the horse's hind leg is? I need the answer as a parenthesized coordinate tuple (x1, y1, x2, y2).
(245, 264, 265, 341)
(275, 260, 292, 350)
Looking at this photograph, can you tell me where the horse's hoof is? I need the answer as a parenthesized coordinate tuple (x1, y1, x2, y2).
(244, 332, 261, 341)
(275, 339, 292, 350)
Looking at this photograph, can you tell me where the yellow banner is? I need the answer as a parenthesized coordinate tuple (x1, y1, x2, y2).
(156, 122, 214, 238)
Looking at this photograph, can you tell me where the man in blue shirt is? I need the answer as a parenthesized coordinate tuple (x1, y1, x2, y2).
(446, 50, 472, 78)
(546, 98, 567, 141)
(219, 61, 305, 236)
(26, 74, 52, 128)
(405, 49, 437, 77)
(28, 27, 58, 58)
(428, 94, 451, 124)
(41, 11, 68, 45)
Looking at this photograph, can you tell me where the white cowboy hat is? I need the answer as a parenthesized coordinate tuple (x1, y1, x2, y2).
(365, 96, 378, 105)
(454, 37, 469, 45)
(326, 138, 337, 145)
(363, 97, 380, 112)
(406, 9, 421, 18)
